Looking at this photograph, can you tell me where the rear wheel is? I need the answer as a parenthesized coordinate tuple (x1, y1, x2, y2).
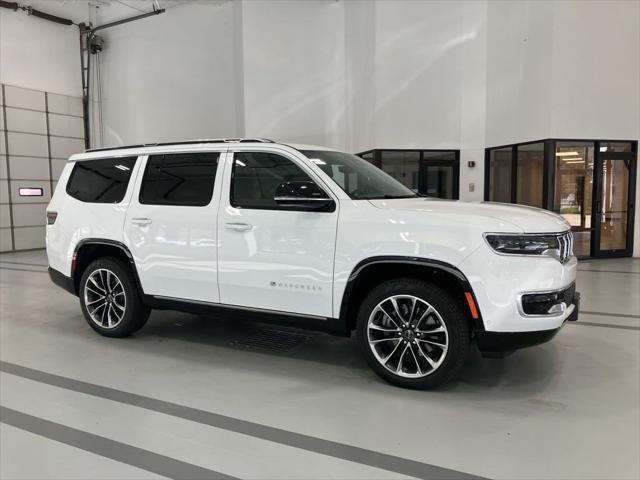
(79, 257, 150, 337)
(356, 278, 470, 389)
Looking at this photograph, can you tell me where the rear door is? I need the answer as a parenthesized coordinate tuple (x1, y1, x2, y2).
(124, 150, 225, 302)
(217, 148, 338, 318)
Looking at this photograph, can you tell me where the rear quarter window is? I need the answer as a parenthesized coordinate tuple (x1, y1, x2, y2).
(66, 157, 137, 203)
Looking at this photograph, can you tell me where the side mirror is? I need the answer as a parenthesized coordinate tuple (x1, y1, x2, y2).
(274, 181, 335, 212)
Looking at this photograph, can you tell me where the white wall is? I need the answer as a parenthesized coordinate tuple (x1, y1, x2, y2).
(96, 1, 243, 146)
(241, 0, 347, 148)
(0, 1, 85, 96)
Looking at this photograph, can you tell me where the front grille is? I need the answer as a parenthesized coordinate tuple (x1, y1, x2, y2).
(521, 283, 576, 316)
(557, 231, 573, 263)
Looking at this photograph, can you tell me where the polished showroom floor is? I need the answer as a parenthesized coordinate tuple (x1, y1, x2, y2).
(0, 250, 638, 480)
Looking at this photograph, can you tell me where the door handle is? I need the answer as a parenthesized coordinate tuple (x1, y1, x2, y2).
(225, 222, 253, 232)
(131, 217, 152, 226)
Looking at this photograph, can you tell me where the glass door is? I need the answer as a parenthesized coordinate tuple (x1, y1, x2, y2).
(593, 150, 636, 257)
(420, 162, 459, 199)
(553, 142, 595, 257)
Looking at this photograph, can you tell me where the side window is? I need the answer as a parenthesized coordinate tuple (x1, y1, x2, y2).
(139, 153, 219, 206)
(66, 156, 137, 203)
(231, 152, 320, 210)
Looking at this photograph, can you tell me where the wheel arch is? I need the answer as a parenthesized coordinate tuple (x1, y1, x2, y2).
(339, 256, 484, 332)
(72, 239, 143, 295)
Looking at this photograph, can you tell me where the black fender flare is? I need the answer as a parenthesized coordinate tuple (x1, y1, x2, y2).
(338, 256, 485, 331)
(72, 238, 144, 295)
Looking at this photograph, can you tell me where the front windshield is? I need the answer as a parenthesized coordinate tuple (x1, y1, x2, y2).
(301, 150, 417, 200)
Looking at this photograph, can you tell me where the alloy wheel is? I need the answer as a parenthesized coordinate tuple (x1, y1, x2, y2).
(367, 295, 449, 378)
(84, 268, 126, 329)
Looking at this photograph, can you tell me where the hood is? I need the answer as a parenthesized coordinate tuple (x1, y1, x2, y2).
(368, 198, 571, 233)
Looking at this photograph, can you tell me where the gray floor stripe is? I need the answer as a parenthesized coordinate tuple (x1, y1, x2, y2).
(0, 407, 237, 480)
(581, 310, 640, 319)
(0, 361, 485, 480)
(578, 269, 640, 275)
(570, 321, 640, 331)
(0, 266, 48, 274)
(0, 260, 48, 267)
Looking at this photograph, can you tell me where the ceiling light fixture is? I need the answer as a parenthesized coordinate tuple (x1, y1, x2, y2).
(556, 151, 580, 157)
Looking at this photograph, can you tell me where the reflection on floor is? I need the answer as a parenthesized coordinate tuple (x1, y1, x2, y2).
(0, 250, 639, 479)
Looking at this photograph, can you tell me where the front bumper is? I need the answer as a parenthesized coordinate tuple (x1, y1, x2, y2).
(477, 290, 580, 357)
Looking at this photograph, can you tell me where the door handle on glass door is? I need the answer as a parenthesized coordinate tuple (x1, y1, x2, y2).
(131, 217, 152, 226)
(225, 222, 253, 232)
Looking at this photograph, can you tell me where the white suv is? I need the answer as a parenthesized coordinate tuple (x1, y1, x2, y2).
(46, 138, 579, 389)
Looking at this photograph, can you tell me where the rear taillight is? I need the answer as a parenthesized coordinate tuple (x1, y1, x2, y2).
(46, 211, 58, 225)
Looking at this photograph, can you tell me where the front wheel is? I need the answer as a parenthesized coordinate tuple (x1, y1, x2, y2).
(356, 278, 470, 389)
(79, 257, 150, 337)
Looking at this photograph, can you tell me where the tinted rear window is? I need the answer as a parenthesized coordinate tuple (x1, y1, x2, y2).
(139, 153, 219, 206)
(66, 157, 137, 203)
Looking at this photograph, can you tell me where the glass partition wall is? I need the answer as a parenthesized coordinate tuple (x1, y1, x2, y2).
(485, 139, 637, 258)
(357, 149, 460, 199)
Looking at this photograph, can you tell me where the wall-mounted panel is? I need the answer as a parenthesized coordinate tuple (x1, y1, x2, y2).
(11, 203, 46, 227)
(0, 228, 12, 252)
(48, 113, 83, 138)
(47, 93, 83, 117)
(10, 180, 51, 204)
(5, 107, 47, 134)
(4, 86, 45, 111)
(7, 132, 48, 157)
(13, 226, 45, 250)
(8, 156, 50, 180)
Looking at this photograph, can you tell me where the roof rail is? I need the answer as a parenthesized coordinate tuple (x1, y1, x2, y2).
(85, 138, 275, 153)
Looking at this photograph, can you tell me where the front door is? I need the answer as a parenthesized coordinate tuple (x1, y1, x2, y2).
(593, 152, 636, 257)
(124, 151, 224, 302)
(217, 149, 338, 318)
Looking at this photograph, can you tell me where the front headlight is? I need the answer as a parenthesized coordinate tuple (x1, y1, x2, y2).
(484, 234, 560, 256)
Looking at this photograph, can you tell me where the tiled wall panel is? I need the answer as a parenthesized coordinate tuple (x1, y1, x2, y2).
(50, 136, 85, 159)
(9, 157, 50, 180)
(0, 204, 11, 228)
(12, 203, 46, 227)
(49, 113, 84, 138)
(0, 228, 12, 252)
(4, 86, 45, 111)
(7, 132, 49, 157)
(10, 180, 51, 204)
(1, 84, 84, 251)
(0, 155, 6, 179)
(13, 226, 46, 250)
(5, 107, 47, 134)
(0, 180, 9, 204)
(51, 159, 68, 180)
(48, 93, 83, 117)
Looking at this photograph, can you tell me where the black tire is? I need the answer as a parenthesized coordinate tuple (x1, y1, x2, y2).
(356, 278, 470, 389)
(79, 257, 150, 338)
